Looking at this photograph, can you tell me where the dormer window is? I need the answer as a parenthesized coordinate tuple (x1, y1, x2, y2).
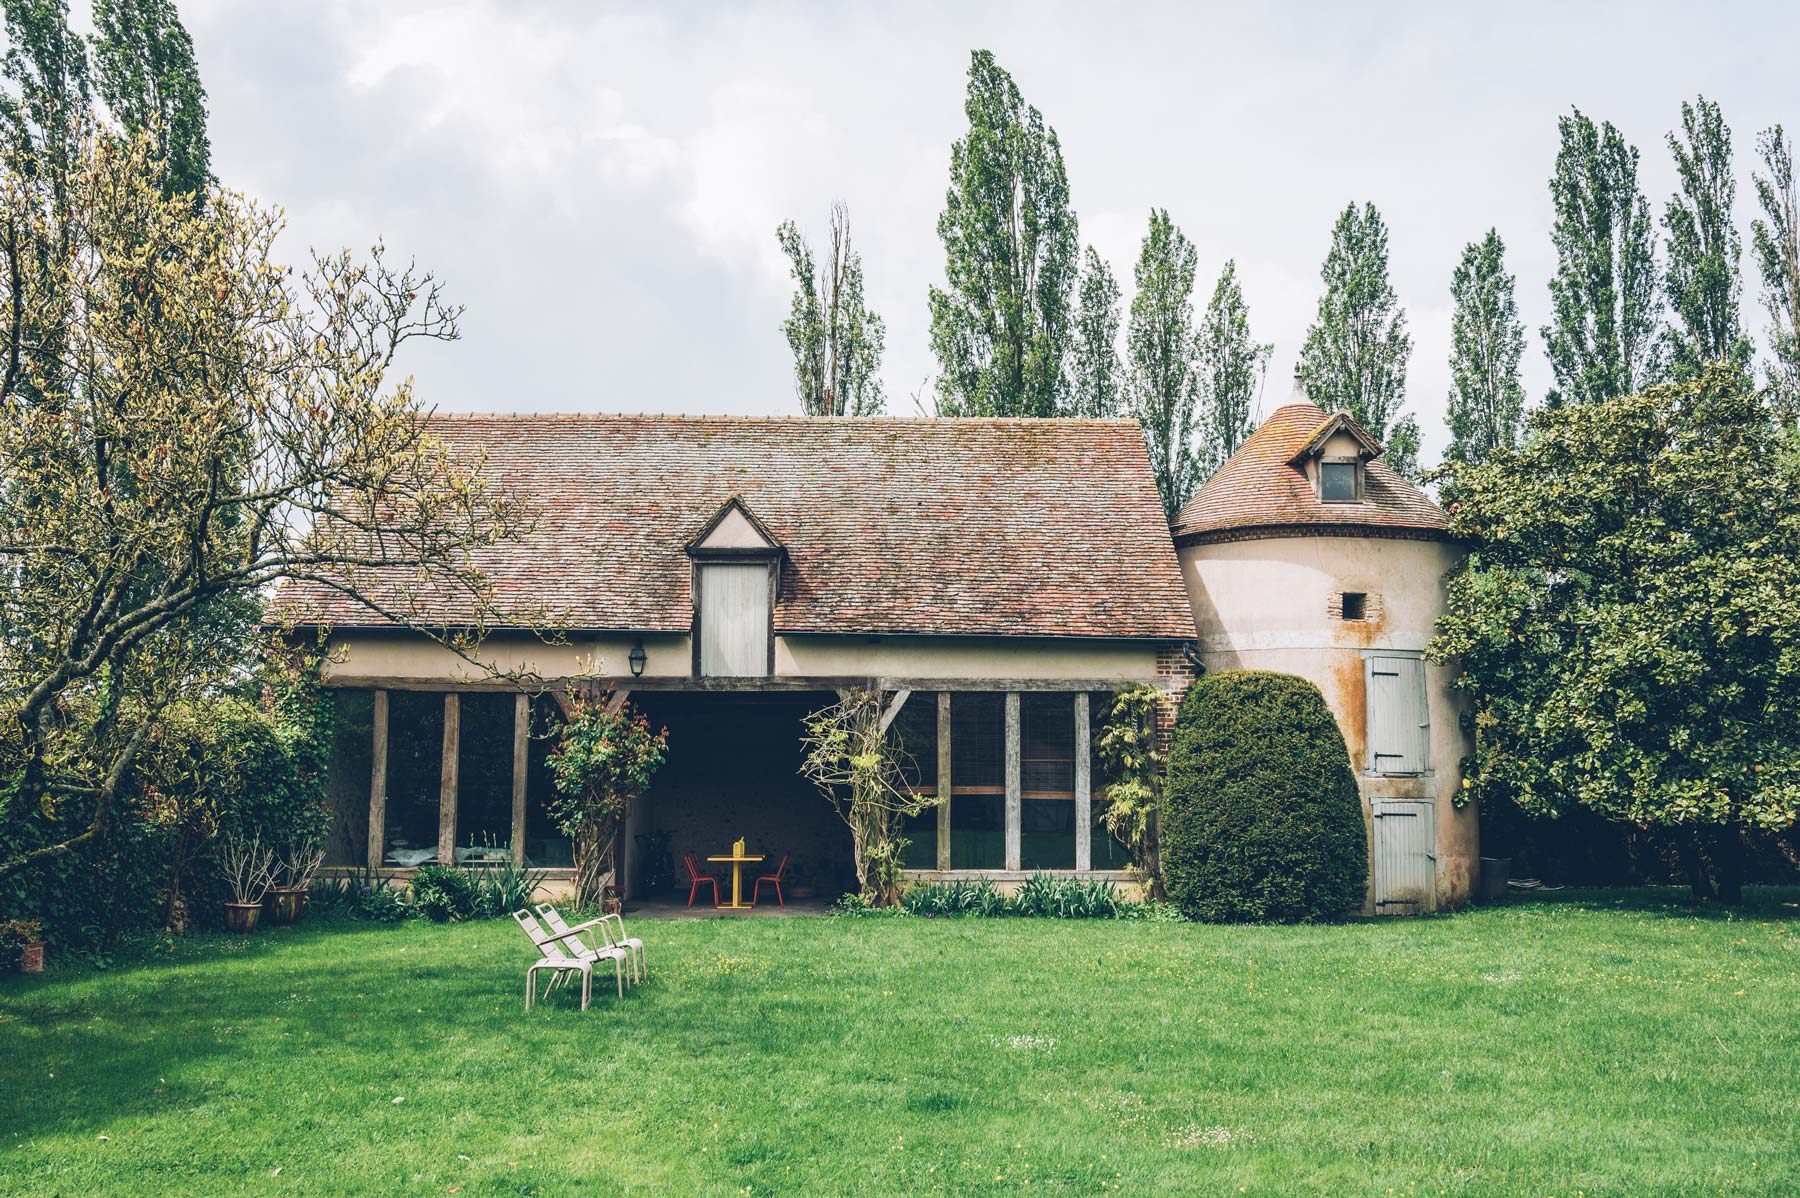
(1320, 460, 1359, 502)
(686, 497, 783, 678)
(1289, 410, 1384, 506)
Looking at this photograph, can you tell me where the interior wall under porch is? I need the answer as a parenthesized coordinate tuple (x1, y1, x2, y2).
(624, 692, 850, 901)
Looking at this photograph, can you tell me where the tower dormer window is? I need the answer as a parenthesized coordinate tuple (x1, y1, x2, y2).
(1320, 460, 1359, 502)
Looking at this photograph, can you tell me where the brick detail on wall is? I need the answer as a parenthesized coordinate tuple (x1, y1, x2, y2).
(1153, 644, 1196, 756)
(1326, 590, 1385, 622)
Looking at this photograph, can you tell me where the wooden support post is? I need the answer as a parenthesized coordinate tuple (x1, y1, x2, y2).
(1075, 691, 1092, 872)
(877, 689, 912, 734)
(511, 692, 529, 868)
(1004, 691, 1021, 871)
(603, 689, 630, 717)
(936, 691, 952, 871)
(439, 693, 460, 864)
(367, 689, 388, 872)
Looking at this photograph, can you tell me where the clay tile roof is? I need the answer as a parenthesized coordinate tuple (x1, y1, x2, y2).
(281, 414, 1196, 642)
(1171, 402, 1449, 542)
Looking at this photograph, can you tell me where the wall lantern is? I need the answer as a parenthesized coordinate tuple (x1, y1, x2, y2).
(628, 638, 647, 677)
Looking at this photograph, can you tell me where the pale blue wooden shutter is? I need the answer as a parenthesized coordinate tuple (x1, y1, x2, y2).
(699, 563, 769, 676)
(1372, 799, 1435, 913)
(1366, 655, 1428, 774)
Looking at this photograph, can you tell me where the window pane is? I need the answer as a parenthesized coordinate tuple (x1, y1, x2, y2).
(324, 690, 373, 867)
(898, 807, 940, 870)
(1321, 461, 1357, 501)
(950, 794, 1004, 870)
(525, 695, 573, 868)
(1019, 797, 1075, 870)
(456, 693, 515, 861)
(889, 692, 938, 792)
(1021, 693, 1074, 795)
(1089, 800, 1136, 871)
(384, 691, 444, 864)
(950, 693, 1003, 790)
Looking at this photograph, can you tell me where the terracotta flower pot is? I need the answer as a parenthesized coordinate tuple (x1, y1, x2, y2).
(224, 901, 262, 934)
(19, 941, 44, 973)
(264, 887, 305, 926)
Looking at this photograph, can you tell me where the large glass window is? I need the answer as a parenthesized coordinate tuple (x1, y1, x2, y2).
(1321, 460, 1358, 502)
(890, 694, 940, 870)
(1020, 693, 1075, 870)
(384, 691, 444, 865)
(456, 693, 515, 862)
(324, 690, 373, 867)
(950, 693, 1004, 869)
(524, 695, 573, 868)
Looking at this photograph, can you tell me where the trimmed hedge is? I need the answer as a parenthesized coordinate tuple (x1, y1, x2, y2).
(1161, 670, 1367, 923)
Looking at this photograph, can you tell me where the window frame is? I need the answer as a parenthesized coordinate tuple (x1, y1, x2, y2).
(689, 553, 779, 677)
(1319, 458, 1361, 503)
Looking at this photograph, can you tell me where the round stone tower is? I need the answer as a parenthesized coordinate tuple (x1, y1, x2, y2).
(1170, 400, 1477, 912)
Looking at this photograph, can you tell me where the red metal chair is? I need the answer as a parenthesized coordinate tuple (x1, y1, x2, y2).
(682, 852, 721, 909)
(751, 854, 790, 908)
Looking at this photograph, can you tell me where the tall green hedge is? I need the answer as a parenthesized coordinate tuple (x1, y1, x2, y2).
(1161, 671, 1367, 923)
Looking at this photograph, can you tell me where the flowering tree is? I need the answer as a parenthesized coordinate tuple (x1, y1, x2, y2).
(0, 125, 531, 881)
(546, 695, 668, 908)
(799, 689, 935, 906)
(1093, 685, 1165, 896)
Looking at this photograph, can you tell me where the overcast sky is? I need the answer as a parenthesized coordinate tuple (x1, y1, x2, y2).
(172, 0, 1800, 466)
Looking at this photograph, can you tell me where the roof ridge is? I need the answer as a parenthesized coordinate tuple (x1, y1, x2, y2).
(422, 411, 1145, 426)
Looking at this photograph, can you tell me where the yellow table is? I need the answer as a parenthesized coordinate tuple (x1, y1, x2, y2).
(706, 852, 765, 909)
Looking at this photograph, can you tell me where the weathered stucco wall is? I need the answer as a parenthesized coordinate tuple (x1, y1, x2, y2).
(1177, 533, 1478, 911)
(319, 631, 1172, 687)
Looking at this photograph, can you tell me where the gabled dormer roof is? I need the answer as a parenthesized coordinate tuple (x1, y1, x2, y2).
(1287, 409, 1384, 465)
(1172, 403, 1449, 544)
(686, 495, 783, 555)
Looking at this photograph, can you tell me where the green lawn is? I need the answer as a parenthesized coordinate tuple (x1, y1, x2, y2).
(2, 892, 1797, 1197)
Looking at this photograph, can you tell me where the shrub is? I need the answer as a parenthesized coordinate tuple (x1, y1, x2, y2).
(901, 878, 1006, 916)
(465, 855, 549, 919)
(408, 864, 477, 923)
(1010, 872, 1121, 918)
(1161, 671, 1367, 923)
(0, 919, 44, 970)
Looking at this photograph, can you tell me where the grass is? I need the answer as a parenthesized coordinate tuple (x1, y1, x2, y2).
(2, 890, 1798, 1197)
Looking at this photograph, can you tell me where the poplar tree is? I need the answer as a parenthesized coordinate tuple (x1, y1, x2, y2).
(1752, 125, 1800, 415)
(90, 0, 210, 196)
(1297, 202, 1419, 478)
(1193, 259, 1271, 475)
(1663, 96, 1751, 382)
(1126, 210, 1202, 519)
(1543, 108, 1663, 405)
(1445, 230, 1527, 463)
(1065, 247, 1123, 417)
(775, 202, 886, 416)
(929, 50, 1078, 417)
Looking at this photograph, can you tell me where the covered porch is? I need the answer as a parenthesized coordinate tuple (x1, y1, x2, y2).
(319, 679, 1138, 902)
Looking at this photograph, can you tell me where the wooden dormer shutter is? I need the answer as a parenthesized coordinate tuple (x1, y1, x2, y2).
(697, 563, 771, 677)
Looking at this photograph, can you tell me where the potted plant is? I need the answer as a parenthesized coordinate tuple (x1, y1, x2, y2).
(220, 835, 276, 933)
(266, 838, 326, 926)
(0, 920, 45, 973)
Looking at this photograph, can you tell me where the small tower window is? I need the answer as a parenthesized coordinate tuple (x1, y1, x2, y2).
(1341, 592, 1367, 621)
(1320, 460, 1359, 502)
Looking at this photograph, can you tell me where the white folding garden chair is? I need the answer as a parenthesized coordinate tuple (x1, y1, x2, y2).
(511, 909, 626, 1010)
(536, 903, 645, 984)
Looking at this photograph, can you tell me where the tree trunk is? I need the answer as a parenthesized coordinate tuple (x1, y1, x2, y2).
(1683, 829, 1716, 900)
(1707, 825, 1746, 906)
